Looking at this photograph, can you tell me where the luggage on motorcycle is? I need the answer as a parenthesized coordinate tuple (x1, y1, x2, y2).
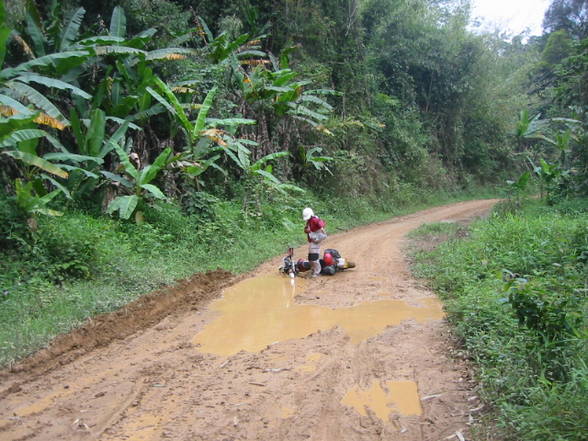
(323, 249, 341, 260)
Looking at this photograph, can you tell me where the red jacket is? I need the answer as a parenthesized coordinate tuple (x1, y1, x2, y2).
(305, 216, 325, 242)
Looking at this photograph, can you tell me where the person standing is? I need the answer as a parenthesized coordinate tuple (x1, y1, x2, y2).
(302, 207, 327, 277)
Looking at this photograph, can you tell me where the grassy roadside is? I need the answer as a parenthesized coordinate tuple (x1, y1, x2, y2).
(0, 185, 497, 366)
(408, 198, 588, 441)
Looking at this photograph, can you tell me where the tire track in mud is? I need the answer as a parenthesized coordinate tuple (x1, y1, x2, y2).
(0, 199, 497, 441)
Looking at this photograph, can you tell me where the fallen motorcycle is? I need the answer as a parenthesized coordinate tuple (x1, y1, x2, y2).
(279, 247, 356, 277)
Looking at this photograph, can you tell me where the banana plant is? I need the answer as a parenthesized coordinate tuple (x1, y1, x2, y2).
(505, 171, 531, 210)
(299, 146, 334, 174)
(239, 58, 339, 133)
(106, 141, 175, 223)
(0, 0, 92, 182)
(14, 178, 63, 220)
(146, 78, 256, 176)
(73, 6, 196, 121)
(197, 16, 267, 66)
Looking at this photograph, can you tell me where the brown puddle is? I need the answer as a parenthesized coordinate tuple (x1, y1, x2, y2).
(193, 275, 444, 356)
(341, 380, 422, 420)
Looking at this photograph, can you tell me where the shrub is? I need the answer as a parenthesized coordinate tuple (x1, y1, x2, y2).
(33, 215, 102, 281)
(0, 189, 29, 249)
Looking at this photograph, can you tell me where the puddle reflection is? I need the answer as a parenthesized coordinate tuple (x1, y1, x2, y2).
(341, 380, 422, 419)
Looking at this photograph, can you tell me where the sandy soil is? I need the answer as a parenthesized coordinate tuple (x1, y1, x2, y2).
(0, 199, 496, 441)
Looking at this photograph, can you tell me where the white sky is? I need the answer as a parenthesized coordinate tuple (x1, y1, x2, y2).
(469, 0, 552, 37)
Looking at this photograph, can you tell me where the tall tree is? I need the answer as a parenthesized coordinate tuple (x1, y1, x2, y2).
(543, 0, 588, 39)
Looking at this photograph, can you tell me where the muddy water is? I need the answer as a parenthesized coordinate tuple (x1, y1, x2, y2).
(341, 380, 422, 420)
(193, 274, 444, 356)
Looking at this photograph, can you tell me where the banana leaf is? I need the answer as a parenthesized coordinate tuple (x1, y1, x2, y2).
(140, 184, 165, 199)
(113, 143, 138, 180)
(138, 147, 172, 185)
(109, 6, 127, 38)
(0, 128, 45, 147)
(6, 81, 69, 123)
(100, 171, 132, 188)
(107, 195, 138, 220)
(3, 149, 68, 178)
(43, 152, 103, 164)
(59, 7, 85, 51)
(0, 51, 89, 78)
(148, 79, 192, 135)
(14, 73, 91, 99)
(0, 92, 34, 116)
(192, 86, 218, 141)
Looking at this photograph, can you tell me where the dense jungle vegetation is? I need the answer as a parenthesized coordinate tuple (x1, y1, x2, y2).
(0, 0, 586, 438)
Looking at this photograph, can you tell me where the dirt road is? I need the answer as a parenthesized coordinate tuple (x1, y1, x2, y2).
(0, 199, 496, 441)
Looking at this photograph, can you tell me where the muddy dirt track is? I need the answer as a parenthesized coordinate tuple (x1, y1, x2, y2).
(0, 199, 497, 441)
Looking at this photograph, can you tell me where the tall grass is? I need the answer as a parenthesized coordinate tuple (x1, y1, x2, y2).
(411, 198, 588, 441)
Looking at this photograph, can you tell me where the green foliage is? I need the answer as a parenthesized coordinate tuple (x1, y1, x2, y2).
(0, 187, 29, 247)
(412, 200, 588, 441)
(14, 177, 62, 218)
(106, 142, 173, 221)
(32, 216, 100, 281)
(497, 171, 531, 214)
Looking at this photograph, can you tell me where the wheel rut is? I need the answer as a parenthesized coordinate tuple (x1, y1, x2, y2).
(0, 199, 497, 441)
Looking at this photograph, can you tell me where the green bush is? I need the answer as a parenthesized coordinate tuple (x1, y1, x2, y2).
(411, 199, 588, 441)
(0, 189, 29, 249)
(33, 215, 103, 281)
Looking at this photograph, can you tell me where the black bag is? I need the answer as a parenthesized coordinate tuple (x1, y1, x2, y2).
(323, 249, 341, 260)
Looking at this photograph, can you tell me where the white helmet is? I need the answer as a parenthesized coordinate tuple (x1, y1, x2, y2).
(302, 207, 314, 221)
